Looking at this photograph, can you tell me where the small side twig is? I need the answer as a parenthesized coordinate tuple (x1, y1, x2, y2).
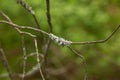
(0, 11, 12, 22)
(34, 37, 45, 80)
(21, 34, 27, 80)
(0, 47, 14, 80)
(68, 46, 87, 80)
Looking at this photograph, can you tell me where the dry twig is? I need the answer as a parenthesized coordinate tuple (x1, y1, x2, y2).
(0, 47, 14, 80)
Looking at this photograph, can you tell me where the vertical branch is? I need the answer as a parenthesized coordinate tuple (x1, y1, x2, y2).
(21, 34, 27, 80)
(46, 0, 53, 32)
(44, 0, 53, 65)
(68, 46, 87, 80)
(0, 47, 14, 80)
(34, 37, 45, 80)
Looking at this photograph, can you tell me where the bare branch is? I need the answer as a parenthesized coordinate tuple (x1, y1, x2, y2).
(0, 47, 14, 80)
(0, 20, 49, 35)
(17, 52, 43, 63)
(46, 0, 53, 32)
(68, 46, 87, 80)
(43, 0, 53, 66)
(21, 35, 27, 80)
(17, 0, 41, 29)
(34, 37, 45, 80)
(17, 0, 45, 45)
(17, 0, 35, 15)
(71, 25, 120, 45)
(0, 11, 12, 22)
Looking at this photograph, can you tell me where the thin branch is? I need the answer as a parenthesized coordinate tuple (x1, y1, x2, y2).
(25, 52, 43, 59)
(32, 14, 41, 29)
(17, 0, 41, 28)
(43, 40, 51, 64)
(25, 64, 40, 77)
(0, 20, 49, 35)
(46, 0, 53, 32)
(21, 34, 27, 80)
(43, 0, 53, 66)
(71, 25, 120, 45)
(34, 37, 45, 80)
(17, 0, 35, 15)
(20, 25, 49, 35)
(0, 47, 14, 80)
(32, 15, 45, 49)
(0, 11, 12, 22)
(17, 0, 45, 47)
(68, 46, 87, 80)
(0, 65, 43, 79)
(17, 52, 43, 64)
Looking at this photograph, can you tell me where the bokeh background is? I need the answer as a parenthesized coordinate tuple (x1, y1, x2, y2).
(0, 0, 120, 80)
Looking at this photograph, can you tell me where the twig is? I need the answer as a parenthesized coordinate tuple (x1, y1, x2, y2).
(17, 0, 45, 49)
(17, 0, 41, 30)
(25, 64, 40, 77)
(71, 25, 120, 45)
(0, 65, 43, 79)
(0, 11, 12, 22)
(0, 20, 49, 35)
(46, 0, 53, 32)
(0, 47, 14, 80)
(21, 34, 27, 80)
(17, 0, 35, 15)
(44, 0, 53, 66)
(68, 46, 87, 80)
(17, 52, 43, 63)
(34, 37, 45, 80)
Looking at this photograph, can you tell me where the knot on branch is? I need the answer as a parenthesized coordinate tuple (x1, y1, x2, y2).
(49, 33, 72, 46)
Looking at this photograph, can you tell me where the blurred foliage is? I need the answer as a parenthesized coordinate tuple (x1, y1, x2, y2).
(0, 0, 120, 80)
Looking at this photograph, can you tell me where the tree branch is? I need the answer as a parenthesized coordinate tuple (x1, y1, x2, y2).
(0, 47, 14, 80)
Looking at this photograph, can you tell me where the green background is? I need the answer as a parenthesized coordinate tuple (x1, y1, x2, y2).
(0, 0, 120, 80)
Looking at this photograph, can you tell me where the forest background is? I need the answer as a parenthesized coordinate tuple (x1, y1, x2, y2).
(0, 0, 120, 80)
